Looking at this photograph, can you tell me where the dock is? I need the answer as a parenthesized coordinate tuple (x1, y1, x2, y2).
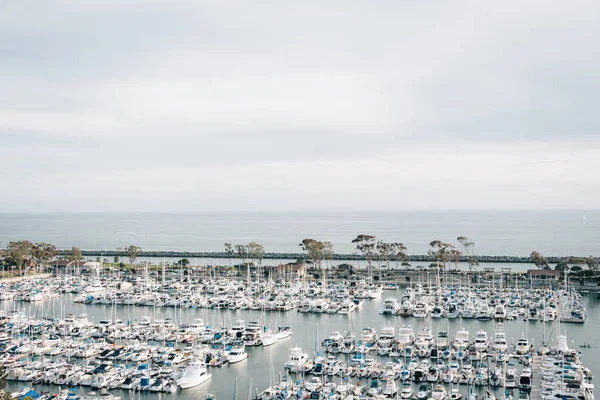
(531, 354, 542, 398)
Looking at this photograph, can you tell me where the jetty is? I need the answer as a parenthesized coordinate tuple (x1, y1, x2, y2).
(56, 250, 599, 265)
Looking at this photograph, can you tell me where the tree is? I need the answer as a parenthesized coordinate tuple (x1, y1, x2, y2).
(392, 242, 408, 268)
(299, 239, 325, 270)
(554, 259, 570, 271)
(352, 234, 376, 276)
(376, 241, 392, 270)
(449, 248, 462, 271)
(32, 242, 57, 273)
(113, 256, 119, 266)
(457, 236, 478, 272)
(178, 258, 190, 267)
(324, 241, 334, 270)
(248, 242, 265, 270)
(530, 251, 549, 269)
(376, 241, 406, 271)
(224, 243, 234, 267)
(69, 247, 83, 274)
(428, 240, 452, 270)
(70, 247, 83, 262)
(125, 245, 142, 267)
(585, 256, 599, 274)
(248, 242, 265, 282)
(235, 244, 249, 281)
(6, 240, 34, 275)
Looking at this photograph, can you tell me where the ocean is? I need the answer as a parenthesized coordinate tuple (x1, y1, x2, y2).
(0, 210, 598, 256)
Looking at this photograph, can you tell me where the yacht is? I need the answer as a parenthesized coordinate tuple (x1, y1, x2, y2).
(431, 384, 447, 400)
(436, 331, 449, 350)
(431, 305, 445, 319)
(542, 307, 557, 322)
(397, 325, 414, 346)
(446, 304, 459, 319)
(518, 367, 532, 392)
(227, 343, 249, 364)
(399, 301, 414, 317)
(528, 307, 539, 321)
(413, 301, 429, 318)
(491, 323, 508, 353)
(368, 285, 383, 299)
(361, 327, 377, 344)
(243, 321, 263, 346)
(276, 326, 293, 340)
(284, 347, 308, 372)
(414, 327, 434, 348)
(515, 336, 529, 355)
(452, 328, 469, 350)
(474, 330, 489, 352)
(229, 320, 245, 340)
(298, 300, 312, 313)
(338, 299, 356, 314)
(493, 304, 507, 320)
(312, 299, 327, 313)
(305, 377, 322, 391)
(84, 281, 105, 294)
(416, 384, 432, 400)
(382, 378, 398, 397)
(505, 363, 517, 388)
(460, 303, 475, 319)
(378, 322, 395, 346)
(176, 359, 211, 389)
(475, 305, 492, 321)
(400, 383, 414, 399)
(380, 298, 400, 315)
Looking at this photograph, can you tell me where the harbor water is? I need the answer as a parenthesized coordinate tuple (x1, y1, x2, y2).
(3, 291, 600, 399)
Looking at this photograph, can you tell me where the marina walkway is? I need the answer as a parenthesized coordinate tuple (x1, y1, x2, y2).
(531, 354, 542, 398)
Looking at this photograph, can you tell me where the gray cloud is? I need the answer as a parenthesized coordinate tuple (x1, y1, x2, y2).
(1, 1, 599, 211)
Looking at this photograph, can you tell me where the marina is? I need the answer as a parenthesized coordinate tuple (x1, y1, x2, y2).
(0, 274, 597, 400)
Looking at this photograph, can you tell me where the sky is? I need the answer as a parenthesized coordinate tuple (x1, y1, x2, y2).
(1, 1, 599, 212)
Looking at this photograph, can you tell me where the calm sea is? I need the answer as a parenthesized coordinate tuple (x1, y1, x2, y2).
(0, 211, 598, 256)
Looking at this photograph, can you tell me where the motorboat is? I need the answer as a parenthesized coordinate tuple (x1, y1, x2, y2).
(176, 359, 211, 389)
(380, 298, 400, 315)
(227, 343, 248, 364)
(453, 328, 469, 350)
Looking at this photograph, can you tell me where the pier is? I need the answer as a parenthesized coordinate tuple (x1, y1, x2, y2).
(531, 355, 542, 399)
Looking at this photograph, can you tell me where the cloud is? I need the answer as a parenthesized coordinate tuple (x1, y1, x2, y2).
(1, 1, 599, 211)
(3, 139, 599, 212)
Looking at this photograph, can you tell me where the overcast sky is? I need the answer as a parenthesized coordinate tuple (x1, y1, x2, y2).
(1, 1, 599, 212)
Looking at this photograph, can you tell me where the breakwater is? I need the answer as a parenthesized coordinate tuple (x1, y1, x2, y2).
(56, 250, 598, 264)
